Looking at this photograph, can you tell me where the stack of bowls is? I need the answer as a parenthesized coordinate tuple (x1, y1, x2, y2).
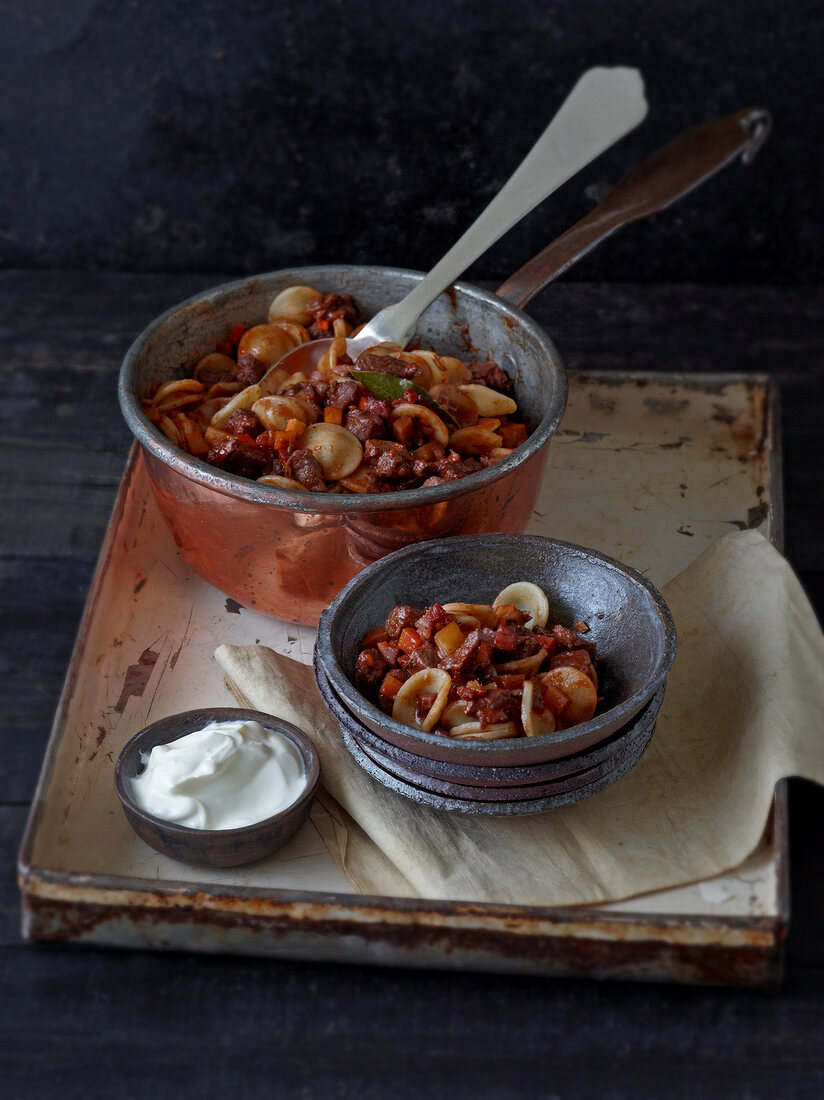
(316, 534, 677, 815)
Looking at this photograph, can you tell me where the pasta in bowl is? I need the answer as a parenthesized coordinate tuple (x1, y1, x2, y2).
(316, 533, 677, 766)
(354, 585, 600, 741)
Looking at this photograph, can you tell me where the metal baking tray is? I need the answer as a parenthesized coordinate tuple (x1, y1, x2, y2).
(18, 371, 787, 986)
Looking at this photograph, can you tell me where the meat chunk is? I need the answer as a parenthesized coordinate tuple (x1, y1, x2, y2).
(355, 352, 422, 382)
(285, 448, 327, 491)
(327, 377, 362, 409)
(224, 409, 263, 438)
(402, 640, 439, 675)
(306, 292, 359, 325)
(345, 407, 386, 443)
(470, 688, 522, 728)
(385, 605, 424, 639)
(414, 603, 455, 640)
(467, 360, 513, 393)
(280, 381, 323, 408)
(364, 439, 413, 479)
(441, 628, 495, 679)
(438, 454, 485, 481)
(550, 649, 594, 672)
(354, 648, 388, 692)
(552, 624, 596, 654)
(207, 436, 267, 480)
(235, 354, 267, 386)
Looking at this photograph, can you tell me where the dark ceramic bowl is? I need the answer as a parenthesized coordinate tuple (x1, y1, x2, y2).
(333, 687, 662, 816)
(317, 534, 677, 767)
(313, 647, 663, 789)
(114, 707, 320, 868)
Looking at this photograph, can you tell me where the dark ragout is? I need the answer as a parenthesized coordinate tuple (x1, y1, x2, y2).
(355, 596, 600, 740)
(141, 285, 529, 494)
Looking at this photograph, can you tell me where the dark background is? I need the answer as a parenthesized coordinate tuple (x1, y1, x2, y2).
(0, 0, 821, 284)
(3, 2, 824, 1098)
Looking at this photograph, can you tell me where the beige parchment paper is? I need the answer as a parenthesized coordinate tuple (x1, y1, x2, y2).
(215, 530, 824, 907)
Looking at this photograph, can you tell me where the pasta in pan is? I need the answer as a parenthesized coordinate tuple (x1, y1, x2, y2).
(140, 286, 529, 494)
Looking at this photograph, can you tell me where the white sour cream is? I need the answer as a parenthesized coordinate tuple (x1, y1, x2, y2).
(131, 719, 307, 830)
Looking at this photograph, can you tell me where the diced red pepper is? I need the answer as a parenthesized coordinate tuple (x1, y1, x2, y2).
(216, 341, 234, 357)
(398, 627, 424, 654)
(230, 323, 247, 345)
(532, 634, 559, 657)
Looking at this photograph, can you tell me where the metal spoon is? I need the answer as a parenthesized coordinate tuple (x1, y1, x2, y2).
(259, 66, 647, 389)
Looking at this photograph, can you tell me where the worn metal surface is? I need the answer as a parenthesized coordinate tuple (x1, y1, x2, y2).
(18, 370, 787, 986)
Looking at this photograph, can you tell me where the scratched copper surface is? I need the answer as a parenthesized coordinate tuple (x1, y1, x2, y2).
(18, 371, 787, 986)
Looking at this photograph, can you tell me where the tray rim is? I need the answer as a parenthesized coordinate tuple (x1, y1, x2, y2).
(17, 369, 789, 983)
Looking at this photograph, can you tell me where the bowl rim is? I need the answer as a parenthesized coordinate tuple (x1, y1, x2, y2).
(118, 265, 568, 515)
(317, 533, 678, 757)
(114, 707, 321, 839)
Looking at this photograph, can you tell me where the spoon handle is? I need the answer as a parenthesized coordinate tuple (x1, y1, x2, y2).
(496, 107, 771, 309)
(356, 66, 647, 350)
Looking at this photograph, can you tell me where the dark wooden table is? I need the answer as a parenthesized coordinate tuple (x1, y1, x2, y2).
(3, 272, 823, 1097)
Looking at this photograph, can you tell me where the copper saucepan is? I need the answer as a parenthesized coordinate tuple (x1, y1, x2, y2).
(119, 108, 769, 625)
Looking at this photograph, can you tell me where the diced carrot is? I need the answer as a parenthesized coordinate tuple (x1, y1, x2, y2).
(235, 433, 259, 448)
(498, 421, 528, 449)
(361, 625, 388, 647)
(230, 323, 247, 344)
(379, 673, 404, 700)
(181, 421, 209, 456)
(494, 603, 519, 623)
(398, 627, 424, 654)
(285, 418, 306, 438)
(542, 682, 571, 716)
(316, 318, 331, 331)
(324, 406, 343, 425)
(434, 621, 465, 658)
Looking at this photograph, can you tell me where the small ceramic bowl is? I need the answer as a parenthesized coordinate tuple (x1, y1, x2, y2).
(114, 707, 320, 868)
(317, 533, 677, 767)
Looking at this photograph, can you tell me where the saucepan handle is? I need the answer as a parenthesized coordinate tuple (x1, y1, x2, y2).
(495, 107, 771, 309)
